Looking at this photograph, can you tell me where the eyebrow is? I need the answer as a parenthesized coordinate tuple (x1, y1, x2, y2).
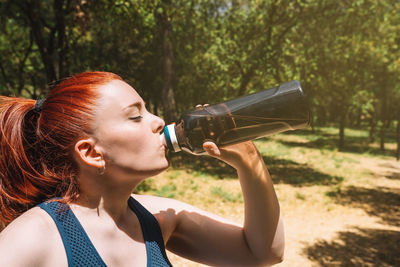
(122, 102, 142, 111)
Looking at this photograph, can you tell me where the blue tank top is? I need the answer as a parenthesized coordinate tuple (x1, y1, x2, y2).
(38, 197, 173, 267)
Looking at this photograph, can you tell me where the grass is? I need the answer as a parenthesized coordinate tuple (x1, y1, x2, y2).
(136, 126, 400, 266)
(210, 186, 243, 203)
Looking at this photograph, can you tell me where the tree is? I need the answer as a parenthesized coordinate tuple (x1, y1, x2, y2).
(289, 0, 400, 150)
(0, 0, 92, 97)
(154, 0, 178, 122)
(0, 3, 36, 97)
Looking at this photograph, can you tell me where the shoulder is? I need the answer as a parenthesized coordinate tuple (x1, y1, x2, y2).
(131, 194, 196, 242)
(131, 194, 184, 227)
(0, 206, 55, 245)
(0, 206, 62, 266)
(132, 193, 211, 221)
(131, 194, 239, 242)
(132, 193, 190, 214)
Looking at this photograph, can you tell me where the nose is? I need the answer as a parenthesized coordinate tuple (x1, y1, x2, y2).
(151, 114, 165, 134)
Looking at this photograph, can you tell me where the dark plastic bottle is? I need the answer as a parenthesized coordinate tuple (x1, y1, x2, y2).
(162, 80, 310, 155)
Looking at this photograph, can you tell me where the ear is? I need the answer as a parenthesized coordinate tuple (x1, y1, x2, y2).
(74, 138, 104, 169)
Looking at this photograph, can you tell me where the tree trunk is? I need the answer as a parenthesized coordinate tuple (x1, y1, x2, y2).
(237, 65, 254, 97)
(25, 1, 57, 83)
(379, 77, 388, 151)
(356, 108, 362, 127)
(310, 108, 315, 133)
(397, 120, 400, 161)
(339, 112, 346, 150)
(159, 1, 178, 123)
(161, 22, 178, 123)
(380, 122, 385, 151)
(54, 0, 68, 79)
(369, 111, 376, 143)
(23, 0, 70, 83)
(0, 60, 14, 96)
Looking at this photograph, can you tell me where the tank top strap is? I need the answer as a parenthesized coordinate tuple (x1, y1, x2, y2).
(38, 200, 107, 267)
(128, 196, 173, 267)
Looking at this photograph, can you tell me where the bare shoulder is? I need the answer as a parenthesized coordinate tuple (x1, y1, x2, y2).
(0, 206, 60, 266)
(0, 206, 55, 243)
(131, 194, 202, 242)
(132, 194, 205, 219)
(132, 194, 192, 214)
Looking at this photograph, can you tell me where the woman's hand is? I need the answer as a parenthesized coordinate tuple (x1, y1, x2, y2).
(195, 104, 262, 170)
(203, 140, 261, 170)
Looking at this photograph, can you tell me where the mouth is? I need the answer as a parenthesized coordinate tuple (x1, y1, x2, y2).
(160, 143, 168, 157)
(159, 132, 166, 145)
(159, 133, 169, 152)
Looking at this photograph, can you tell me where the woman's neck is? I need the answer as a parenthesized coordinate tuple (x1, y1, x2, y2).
(73, 172, 142, 224)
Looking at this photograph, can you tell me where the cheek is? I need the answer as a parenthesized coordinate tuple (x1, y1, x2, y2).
(100, 129, 158, 169)
(105, 133, 142, 159)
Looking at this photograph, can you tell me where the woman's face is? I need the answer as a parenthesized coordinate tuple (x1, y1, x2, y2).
(92, 79, 169, 179)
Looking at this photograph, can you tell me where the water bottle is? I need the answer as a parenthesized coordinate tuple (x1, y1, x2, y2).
(161, 80, 310, 155)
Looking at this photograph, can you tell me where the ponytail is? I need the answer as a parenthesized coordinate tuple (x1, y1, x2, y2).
(0, 97, 46, 224)
(0, 71, 122, 226)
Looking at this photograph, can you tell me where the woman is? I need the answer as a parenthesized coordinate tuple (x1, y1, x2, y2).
(0, 72, 284, 266)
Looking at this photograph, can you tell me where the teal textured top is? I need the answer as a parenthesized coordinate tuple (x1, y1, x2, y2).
(38, 197, 172, 267)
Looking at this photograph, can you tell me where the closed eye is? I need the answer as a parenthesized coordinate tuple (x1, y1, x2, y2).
(129, 116, 143, 121)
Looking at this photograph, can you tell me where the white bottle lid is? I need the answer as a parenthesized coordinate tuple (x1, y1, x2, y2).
(163, 124, 182, 152)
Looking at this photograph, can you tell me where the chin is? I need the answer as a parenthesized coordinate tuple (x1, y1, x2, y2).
(157, 160, 170, 173)
(145, 160, 170, 178)
(143, 167, 168, 179)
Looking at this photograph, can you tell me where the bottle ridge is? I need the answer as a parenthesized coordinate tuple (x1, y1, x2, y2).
(162, 80, 310, 155)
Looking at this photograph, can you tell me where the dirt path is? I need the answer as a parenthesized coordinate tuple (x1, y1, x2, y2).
(166, 157, 400, 266)
(274, 157, 399, 266)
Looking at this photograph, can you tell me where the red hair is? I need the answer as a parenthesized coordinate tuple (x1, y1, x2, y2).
(0, 71, 122, 226)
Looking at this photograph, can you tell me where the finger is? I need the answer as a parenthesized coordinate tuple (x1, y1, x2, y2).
(203, 141, 221, 157)
(195, 104, 210, 110)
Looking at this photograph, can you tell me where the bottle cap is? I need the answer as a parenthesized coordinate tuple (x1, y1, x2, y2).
(163, 124, 181, 152)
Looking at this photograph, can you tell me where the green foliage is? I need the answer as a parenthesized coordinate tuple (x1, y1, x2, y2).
(325, 186, 343, 198)
(0, 0, 399, 151)
(295, 192, 306, 200)
(155, 184, 177, 198)
(135, 179, 154, 192)
(210, 186, 243, 203)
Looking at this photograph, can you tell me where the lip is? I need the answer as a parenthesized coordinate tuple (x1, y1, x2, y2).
(159, 133, 168, 151)
(161, 144, 169, 160)
(160, 143, 169, 152)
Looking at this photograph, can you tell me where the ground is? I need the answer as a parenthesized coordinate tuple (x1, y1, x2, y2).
(138, 127, 400, 266)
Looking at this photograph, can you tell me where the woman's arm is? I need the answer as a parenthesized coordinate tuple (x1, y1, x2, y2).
(211, 141, 284, 264)
(152, 141, 284, 266)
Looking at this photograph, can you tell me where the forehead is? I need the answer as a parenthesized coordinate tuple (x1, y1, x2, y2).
(98, 79, 143, 108)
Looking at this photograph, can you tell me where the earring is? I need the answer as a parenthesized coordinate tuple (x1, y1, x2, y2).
(98, 163, 106, 175)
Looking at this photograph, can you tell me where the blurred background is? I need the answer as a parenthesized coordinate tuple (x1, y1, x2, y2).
(1, 0, 399, 154)
(1, 1, 399, 266)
